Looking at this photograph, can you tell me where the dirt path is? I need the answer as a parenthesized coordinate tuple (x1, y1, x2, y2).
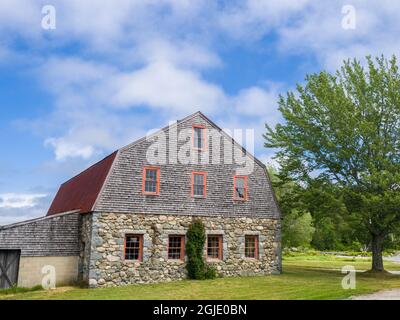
(350, 253, 400, 299)
(351, 289, 400, 300)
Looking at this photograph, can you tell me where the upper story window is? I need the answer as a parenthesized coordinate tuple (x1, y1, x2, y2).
(245, 235, 259, 259)
(207, 235, 223, 260)
(124, 234, 143, 261)
(192, 125, 206, 150)
(168, 235, 185, 260)
(234, 176, 248, 201)
(142, 166, 160, 195)
(192, 172, 206, 197)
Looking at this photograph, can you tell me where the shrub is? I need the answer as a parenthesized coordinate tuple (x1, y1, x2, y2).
(186, 219, 216, 280)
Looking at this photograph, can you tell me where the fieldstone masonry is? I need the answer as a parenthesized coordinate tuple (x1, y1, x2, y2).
(87, 212, 281, 288)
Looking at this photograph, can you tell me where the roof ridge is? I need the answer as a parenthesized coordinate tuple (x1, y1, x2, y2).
(1, 210, 80, 230)
(119, 111, 201, 152)
(195, 111, 266, 169)
(119, 110, 266, 168)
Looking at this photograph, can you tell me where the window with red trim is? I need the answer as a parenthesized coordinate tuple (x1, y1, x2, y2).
(192, 125, 206, 150)
(245, 235, 259, 259)
(192, 172, 206, 197)
(207, 235, 223, 260)
(168, 235, 185, 260)
(142, 166, 160, 195)
(234, 176, 248, 200)
(124, 234, 143, 261)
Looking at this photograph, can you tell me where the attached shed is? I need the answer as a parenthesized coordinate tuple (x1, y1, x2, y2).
(0, 211, 81, 288)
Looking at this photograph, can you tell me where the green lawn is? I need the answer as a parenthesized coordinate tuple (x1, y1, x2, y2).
(1, 254, 400, 300)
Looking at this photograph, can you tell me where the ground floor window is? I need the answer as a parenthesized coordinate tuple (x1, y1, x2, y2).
(168, 235, 185, 260)
(207, 235, 223, 260)
(245, 235, 259, 259)
(124, 234, 143, 261)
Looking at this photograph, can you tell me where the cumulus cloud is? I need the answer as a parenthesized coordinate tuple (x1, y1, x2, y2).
(112, 61, 227, 113)
(45, 138, 95, 161)
(231, 83, 282, 119)
(0, 193, 47, 209)
(0, 193, 51, 225)
(30, 55, 281, 160)
(277, 1, 400, 70)
(2, 0, 400, 162)
(218, 0, 311, 40)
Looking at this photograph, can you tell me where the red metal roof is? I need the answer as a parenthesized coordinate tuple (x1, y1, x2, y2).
(47, 151, 117, 216)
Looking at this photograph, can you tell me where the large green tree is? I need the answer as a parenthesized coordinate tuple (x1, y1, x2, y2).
(264, 56, 400, 272)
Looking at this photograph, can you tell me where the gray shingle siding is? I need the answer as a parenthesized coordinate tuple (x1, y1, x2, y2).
(95, 113, 280, 219)
(0, 212, 80, 256)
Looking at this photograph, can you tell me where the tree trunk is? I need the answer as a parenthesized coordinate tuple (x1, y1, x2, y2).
(371, 233, 385, 272)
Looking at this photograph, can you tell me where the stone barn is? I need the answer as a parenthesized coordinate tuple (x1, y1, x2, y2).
(0, 111, 281, 288)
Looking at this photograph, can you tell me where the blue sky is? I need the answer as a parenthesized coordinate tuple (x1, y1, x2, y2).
(1, 0, 399, 224)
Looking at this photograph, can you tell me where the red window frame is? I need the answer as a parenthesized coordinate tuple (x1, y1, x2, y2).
(142, 166, 160, 195)
(207, 235, 223, 260)
(244, 235, 259, 259)
(167, 235, 185, 261)
(124, 234, 143, 261)
(191, 171, 207, 198)
(192, 124, 206, 151)
(233, 176, 248, 201)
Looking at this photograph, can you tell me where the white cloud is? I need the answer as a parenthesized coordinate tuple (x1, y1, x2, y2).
(3, 0, 400, 164)
(232, 83, 281, 119)
(45, 137, 95, 161)
(277, 1, 400, 70)
(0, 193, 47, 209)
(0, 193, 52, 225)
(133, 39, 222, 69)
(112, 61, 227, 113)
(30, 54, 282, 160)
(218, 0, 311, 40)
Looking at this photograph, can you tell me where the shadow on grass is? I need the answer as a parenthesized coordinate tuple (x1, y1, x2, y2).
(0, 285, 43, 296)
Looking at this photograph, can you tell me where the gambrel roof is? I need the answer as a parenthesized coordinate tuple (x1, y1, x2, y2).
(47, 111, 280, 218)
(47, 151, 117, 215)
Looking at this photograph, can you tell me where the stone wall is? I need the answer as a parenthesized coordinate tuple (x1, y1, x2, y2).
(78, 213, 93, 283)
(87, 212, 281, 287)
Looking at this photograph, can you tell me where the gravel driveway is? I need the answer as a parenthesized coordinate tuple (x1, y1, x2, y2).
(350, 253, 400, 299)
(351, 289, 400, 300)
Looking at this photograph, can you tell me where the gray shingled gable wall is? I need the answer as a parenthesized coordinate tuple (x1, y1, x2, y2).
(0, 212, 80, 256)
(94, 112, 280, 218)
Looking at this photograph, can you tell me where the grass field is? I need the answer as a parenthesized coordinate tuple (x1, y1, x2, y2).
(1, 254, 400, 300)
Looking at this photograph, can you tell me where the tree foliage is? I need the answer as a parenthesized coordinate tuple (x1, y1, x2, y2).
(186, 219, 216, 279)
(282, 210, 315, 248)
(265, 56, 400, 271)
(268, 167, 315, 248)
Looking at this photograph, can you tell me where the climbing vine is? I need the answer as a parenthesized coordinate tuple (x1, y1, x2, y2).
(186, 219, 216, 279)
